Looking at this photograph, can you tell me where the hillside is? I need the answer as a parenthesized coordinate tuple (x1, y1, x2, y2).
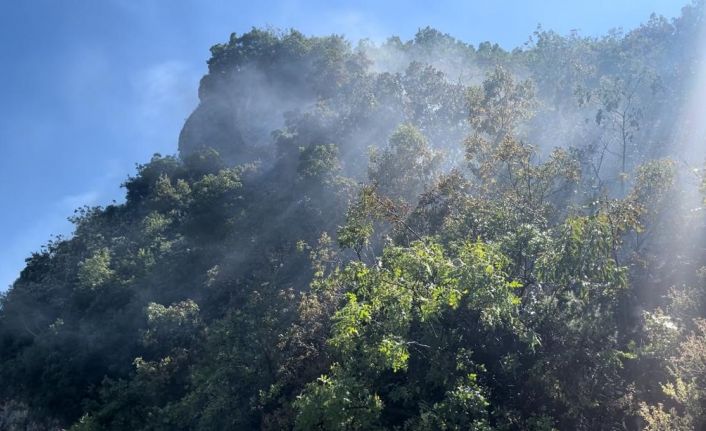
(1, 3, 706, 429)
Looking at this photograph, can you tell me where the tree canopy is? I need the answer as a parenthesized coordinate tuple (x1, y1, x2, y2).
(2, 3, 706, 430)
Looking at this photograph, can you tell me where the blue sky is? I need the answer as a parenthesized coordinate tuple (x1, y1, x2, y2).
(0, 0, 689, 291)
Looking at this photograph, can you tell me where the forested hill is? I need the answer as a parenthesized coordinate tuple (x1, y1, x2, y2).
(2, 2, 706, 430)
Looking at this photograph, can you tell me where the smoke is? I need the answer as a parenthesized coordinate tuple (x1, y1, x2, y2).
(658, 4, 706, 300)
(4, 4, 706, 428)
(177, 16, 702, 190)
(169, 9, 706, 315)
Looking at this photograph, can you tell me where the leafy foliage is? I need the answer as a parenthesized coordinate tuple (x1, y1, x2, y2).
(2, 4, 706, 429)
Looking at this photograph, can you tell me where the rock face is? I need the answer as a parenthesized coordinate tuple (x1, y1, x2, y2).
(178, 60, 317, 165)
(177, 29, 470, 173)
(177, 30, 358, 165)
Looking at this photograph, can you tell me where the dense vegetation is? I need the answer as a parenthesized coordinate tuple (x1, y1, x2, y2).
(2, 2, 706, 429)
